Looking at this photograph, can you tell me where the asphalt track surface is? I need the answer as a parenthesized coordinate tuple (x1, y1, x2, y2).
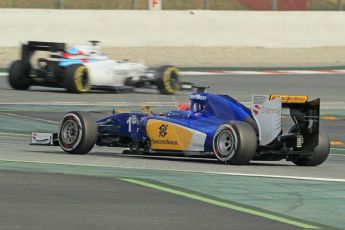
(0, 73, 345, 104)
(0, 170, 300, 230)
(0, 73, 345, 229)
(0, 135, 344, 229)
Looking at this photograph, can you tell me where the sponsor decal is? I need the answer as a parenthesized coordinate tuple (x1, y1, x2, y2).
(152, 139, 178, 145)
(127, 115, 138, 132)
(253, 104, 260, 115)
(189, 94, 207, 101)
(146, 120, 193, 150)
(270, 95, 308, 103)
(159, 124, 168, 137)
(131, 115, 138, 124)
(253, 104, 280, 115)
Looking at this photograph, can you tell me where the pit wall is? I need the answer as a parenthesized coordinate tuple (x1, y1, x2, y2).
(1, 9, 345, 48)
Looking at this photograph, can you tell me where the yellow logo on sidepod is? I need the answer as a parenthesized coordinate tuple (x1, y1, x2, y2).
(146, 120, 193, 151)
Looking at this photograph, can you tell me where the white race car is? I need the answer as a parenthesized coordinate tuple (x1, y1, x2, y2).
(8, 41, 192, 94)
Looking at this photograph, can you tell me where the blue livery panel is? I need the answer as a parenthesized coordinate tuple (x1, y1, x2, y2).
(96, 92, 255, 153)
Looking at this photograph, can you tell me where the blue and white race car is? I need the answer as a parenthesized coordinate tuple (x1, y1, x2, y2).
(32, 87, 330, 166)
(8, 41, 191, 94)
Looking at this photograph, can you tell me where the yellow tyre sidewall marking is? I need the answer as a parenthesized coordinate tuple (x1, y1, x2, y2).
(74, 65, 91, 93)
(163, 67, 180, 94)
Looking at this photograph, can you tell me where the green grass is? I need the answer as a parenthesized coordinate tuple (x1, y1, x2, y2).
(0, 0, 343, 10)
(0, 0, 58, 9)
(0, 0, 148, 9)
(209, 0, 247, 10)
(0, 0, 248, 10)
(308, 0, 345, 10)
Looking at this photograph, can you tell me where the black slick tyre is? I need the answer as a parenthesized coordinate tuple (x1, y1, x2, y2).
(58, 111, 97, 154)
(8, 60, 31, 90)
(213, 121, 257, 165)
(291, 128, 330, 166)
(64, 64, 91, 93)
(156, 65, 181, 95)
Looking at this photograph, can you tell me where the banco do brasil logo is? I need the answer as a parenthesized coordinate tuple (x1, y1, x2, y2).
(159, 124, 168, 137)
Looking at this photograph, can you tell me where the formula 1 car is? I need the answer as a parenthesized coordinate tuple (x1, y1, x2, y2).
(32, 86, 330, 166)
(8, 41, 191, 94)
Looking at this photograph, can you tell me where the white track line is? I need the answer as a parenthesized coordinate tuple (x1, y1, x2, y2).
(180, 71, 221, 76)
(0, 112, 58, 124)
(0, 158, 344, 182)
(201, 171, 345, 182)
(332, 154, 345, 156)
(331, 148, 345, 151)
(0, 132, 30, 137)
(180, 70, 345, 76)
(224, 71, 269, 75)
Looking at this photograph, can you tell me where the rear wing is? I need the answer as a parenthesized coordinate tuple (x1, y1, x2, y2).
(21, 41, 66, 62)
(273, 95, 320, 152)
(252, 95, 320, 151)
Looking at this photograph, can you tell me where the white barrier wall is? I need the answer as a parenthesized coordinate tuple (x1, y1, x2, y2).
(1, 9, 345, 48)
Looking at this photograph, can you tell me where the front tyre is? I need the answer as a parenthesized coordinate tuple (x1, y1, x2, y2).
(58, 111, 97, 154)
(213, 121, 257, 165)
(64, 64, 91, 93)
(292, 128, 330, 166)
(8, 60, 31, 90)
(156, 65, 181, 95)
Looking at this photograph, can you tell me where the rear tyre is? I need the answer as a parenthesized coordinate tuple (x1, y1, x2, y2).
(213, 121, 257, 165)
(291, 128, 330, 166)
(156, 65, 181, 95)
(8, 60, 31, 90)
(58, 111, 97, 154)
(64, 64, 91, 93)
